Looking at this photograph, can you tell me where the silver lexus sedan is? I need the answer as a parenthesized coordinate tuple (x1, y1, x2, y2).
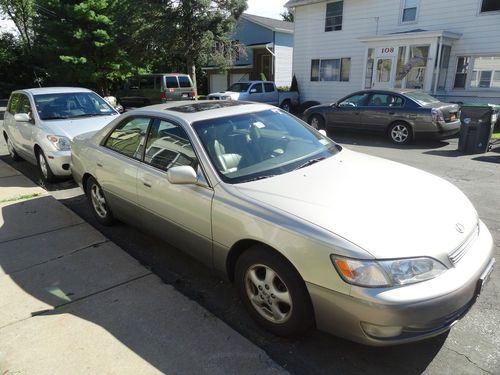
(71, 101, 495, 346)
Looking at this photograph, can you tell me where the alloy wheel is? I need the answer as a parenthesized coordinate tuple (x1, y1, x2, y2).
(244, 264, 293, 324)
(391, 124, 409, 143)
(310, 117, 320, 130)
(38, 153, 48, 179)
(90, 183, 108, 219)
(7, 138, 16, 159)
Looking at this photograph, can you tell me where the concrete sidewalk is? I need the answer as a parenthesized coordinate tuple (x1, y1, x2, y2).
(0, 160, 287, 375)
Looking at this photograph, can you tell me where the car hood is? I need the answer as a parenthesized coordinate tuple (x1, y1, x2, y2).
(41, 114, 118, 140)
(235, 149, 477, 259)
(208, 91, 241, 99)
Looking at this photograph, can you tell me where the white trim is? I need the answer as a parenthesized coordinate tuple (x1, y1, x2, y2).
(359, 30, 462, 43)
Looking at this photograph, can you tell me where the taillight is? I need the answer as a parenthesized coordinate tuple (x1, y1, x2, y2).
(161, 91, 167, 101)
(191, 90, 197, 99)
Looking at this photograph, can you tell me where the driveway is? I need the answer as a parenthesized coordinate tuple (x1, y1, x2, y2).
(0, 122, 498, 374)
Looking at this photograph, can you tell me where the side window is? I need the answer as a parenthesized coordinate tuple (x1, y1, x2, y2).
(250, 83, 263, 93)
(155, 76, 161, 89)
(16, 95, 33, 115)
(104, 117, 151, 160)
(144, 119, 197, 172)
(367, 94, 404, 107)
(178, 76, 192, 88)
(338, 93, 369, 107)
(264, 83, 275, 92)
(7, 94, 20, 114)
(165, 76, 179, 89)
(129, 78, 140, 90)
(139, 76, 155, 90)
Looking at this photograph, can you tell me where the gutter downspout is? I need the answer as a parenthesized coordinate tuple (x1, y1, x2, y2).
(267, 33, 276, 82)
(433, 36, 442, 95)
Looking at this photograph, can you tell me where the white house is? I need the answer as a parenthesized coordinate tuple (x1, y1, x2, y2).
(285, 0, 500, 104)
(205, 14, 294, 93)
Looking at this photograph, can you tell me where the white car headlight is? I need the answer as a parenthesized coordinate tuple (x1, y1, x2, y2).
(331, 256, 447, 287)
(47, 135, 71, 151)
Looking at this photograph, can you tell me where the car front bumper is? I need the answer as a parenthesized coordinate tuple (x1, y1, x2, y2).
(45, 149, 72, 176)
(308, 220, 494, 346)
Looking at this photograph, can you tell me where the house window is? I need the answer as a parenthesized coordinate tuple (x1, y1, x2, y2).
(480, 0, 500, 12)
(311, 58, 351, 82)
(469, 56, 500, 88)
(405, 45, 429, 89)
(454, 57, 470, 88)
(325, 1, 343, 32)
(401, 0, 418, 22)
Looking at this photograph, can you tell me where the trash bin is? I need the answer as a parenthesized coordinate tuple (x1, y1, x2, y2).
(458, 105, 496, 154)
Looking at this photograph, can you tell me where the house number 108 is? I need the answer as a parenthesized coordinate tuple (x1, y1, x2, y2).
(381, 47, 394, 54)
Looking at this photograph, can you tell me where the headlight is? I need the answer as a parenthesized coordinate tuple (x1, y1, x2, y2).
(47, 135, 71, 151)
(331, 256, 447, 287)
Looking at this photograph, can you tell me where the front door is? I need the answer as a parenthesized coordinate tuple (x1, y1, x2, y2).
(137, 118, 214, 266)
(372, 57, 395, 89)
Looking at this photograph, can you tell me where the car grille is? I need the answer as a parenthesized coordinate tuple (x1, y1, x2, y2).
(448, 224, 479, 265)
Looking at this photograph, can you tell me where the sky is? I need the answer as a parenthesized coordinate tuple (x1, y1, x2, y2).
(0, 1, 288, 34)
(246, 0, 288, 20)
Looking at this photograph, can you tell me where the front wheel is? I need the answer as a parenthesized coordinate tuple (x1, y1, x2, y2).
(308, 115, 325, 130)
(280, 100, 291, 112)
(37, 149, 56, 183)
(235, 246, 314, 337)
(86, 176, 114, 225)
(389, 122, 412, 144)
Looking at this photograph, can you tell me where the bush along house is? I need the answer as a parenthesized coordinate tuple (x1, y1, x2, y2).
(285, 0, 500, 104)
(204, 13, 294, 93)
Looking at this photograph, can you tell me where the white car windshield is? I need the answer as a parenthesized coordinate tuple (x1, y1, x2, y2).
(193, 109, 341, 184)
(34, 92, 116, 120)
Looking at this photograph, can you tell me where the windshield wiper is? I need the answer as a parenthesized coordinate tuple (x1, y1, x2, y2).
(41, 116, 69, 120)
(294, 156, 327, 170)
(241, 175, 276, 183)
(70, 113, 113, 118)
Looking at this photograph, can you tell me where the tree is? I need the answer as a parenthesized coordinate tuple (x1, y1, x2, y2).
(281, 9, 294, 22)
(0, 0, 35, 50)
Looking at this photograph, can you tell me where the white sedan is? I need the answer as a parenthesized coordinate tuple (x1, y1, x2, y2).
(2, 87, 119, 182)
(71, 101, 494, 345)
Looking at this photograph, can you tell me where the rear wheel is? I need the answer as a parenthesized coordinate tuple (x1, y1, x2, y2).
(5, 134, 22, 161)
(86, 176, 114, 226)
(388, 122, 412, 144)
(36, 149, 56, 183)
(235, 245, 314, 337)
(308, 115, 325, 130)
(280, 100, 291, 112)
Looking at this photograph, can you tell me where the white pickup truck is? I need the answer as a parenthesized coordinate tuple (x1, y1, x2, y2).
(207, 81, 299, 112)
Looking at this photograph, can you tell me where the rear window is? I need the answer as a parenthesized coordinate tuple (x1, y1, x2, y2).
(404, 91, 440, 106)
(165, 76, 179, 89)
(178, 76, 192, 88)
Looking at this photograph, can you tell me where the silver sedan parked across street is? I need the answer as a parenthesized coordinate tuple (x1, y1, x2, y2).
(71, 101, 494, 345)
(2, 87, 119, 182)
(304, 89, 461, 144)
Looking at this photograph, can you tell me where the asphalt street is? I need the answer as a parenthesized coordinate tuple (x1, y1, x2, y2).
(0, 123, 498, 374)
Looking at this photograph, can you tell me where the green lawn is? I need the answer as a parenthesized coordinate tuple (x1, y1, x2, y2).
(492, 129, 500, 140)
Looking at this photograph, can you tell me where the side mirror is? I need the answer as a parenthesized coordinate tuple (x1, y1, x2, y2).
(115, 104, 124, 113)
(14, 113, 31, 122)
(167, 165, 198, 185)
(331, 102, 339, 108)
(250, 88, 257, 94)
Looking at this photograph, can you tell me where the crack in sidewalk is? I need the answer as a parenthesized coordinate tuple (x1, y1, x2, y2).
(0, 222, 85, 245)
(444, 346, 493, 374)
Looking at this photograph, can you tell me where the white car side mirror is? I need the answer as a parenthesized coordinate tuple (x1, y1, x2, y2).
(14, 113, 31, 122)
(167, 165, 198, 185)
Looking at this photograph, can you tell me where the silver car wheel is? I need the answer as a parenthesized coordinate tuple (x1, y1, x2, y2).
(245, 264, 293, 324)
(90, 183, 108, 219)
(391, 124, 409, 143)
(38, 152, 48, 179)
(7, 138, 16, 158)
(281, 102, 291, 112)
(310, 117, 320, 129)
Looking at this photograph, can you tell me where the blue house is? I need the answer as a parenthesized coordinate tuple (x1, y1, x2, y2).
(205, 13, 294, 93)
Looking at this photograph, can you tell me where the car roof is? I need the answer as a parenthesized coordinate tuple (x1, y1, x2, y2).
(126, 100, 279, 123)
(14, 87, 94, 95)
(355, 88, 420, 95)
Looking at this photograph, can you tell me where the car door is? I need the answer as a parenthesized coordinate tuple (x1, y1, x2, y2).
(263, 82, 278, 105)
(13, 93, 36, 157)
(98, 116, 152, 218)
(137, 118, 214, 266)
(327, 92, 370, 129)
(361, 93, 405, 132)
(248, 83, 264, 102)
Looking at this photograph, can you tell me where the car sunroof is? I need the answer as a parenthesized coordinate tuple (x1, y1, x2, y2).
(168, 101, 250, 113)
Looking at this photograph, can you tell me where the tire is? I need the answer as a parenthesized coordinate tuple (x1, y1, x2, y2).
(86, 176, 114, 226)
(280, 100, 291, 112)
(388, 122, 412, 144)
(235, 245, 314, 337)
(308, 115, 325, 130)
(36, 148, 56, 183)
(5, 134, 22, 161)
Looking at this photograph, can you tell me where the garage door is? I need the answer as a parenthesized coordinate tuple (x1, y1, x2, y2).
(230, 73, 249, 85)
(210, 73, 228, 93)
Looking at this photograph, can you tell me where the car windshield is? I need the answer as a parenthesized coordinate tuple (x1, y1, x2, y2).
(193, 109, 341, 184)
(227, 83, 251, 92)
(404, 91, 441, 106)
(34, 92, 116, 120)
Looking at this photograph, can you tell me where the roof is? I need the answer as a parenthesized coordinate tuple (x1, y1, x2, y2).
(359, 29, 462, 42)
(127, 101, 276, 124)
(241, 13, 294, 34)
(16, 87, 93, 95)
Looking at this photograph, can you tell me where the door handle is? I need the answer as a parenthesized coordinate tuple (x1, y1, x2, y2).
(388, 112, 395, 115)
(96, 162, 103, 167)
(143, 181, 152, 188)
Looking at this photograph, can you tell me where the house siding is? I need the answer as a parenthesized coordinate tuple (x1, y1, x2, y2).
(274, 32, 294, 87)
(292, 0, 500, 104)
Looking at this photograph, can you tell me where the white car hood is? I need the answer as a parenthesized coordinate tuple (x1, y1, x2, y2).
(235, 149, 477, 259)
(41, 114, 118, 140)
